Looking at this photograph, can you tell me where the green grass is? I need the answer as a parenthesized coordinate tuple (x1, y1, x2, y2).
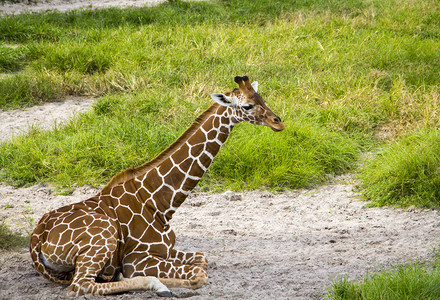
(0, 222, 28, 250)
(327, 262, 440, 300)
(359, 128, 440, 208)
(0, 0, 439, 197)
(207, 118, 358, 190)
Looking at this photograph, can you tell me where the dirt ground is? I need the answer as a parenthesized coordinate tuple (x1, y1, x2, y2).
(1, 172, 440, 300)
(1, 2, 440, 299)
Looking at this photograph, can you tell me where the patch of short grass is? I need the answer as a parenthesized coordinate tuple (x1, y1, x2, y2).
(0, 92, 181, 187)
(327, 262, 440, 300)
(359, 128, 440, 208)
(0, 44, 29, 72)
(0, 222, 28, 250)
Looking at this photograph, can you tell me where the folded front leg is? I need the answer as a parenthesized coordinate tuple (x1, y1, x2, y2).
(168, 249, 208, 269)
(123, 254, 208, 290)
(68, 254, 172, 297)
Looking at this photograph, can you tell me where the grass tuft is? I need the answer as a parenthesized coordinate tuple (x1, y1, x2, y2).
(0, 44, 29, 72)
(327, 262, 440, 299)
(207, 118, 358, 190)
(359, 128, 440, 208)
(0, 222, 28, 250)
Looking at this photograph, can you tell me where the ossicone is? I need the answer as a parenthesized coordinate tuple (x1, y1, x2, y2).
(234, 76, 249, 83)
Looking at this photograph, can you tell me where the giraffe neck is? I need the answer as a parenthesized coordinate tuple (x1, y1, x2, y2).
(122, 103, 237, 223)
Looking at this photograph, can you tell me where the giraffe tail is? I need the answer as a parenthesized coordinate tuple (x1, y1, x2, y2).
(29, 213, 73, 285)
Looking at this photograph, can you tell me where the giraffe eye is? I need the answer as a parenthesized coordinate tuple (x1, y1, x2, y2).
(243, 104, 254, 110)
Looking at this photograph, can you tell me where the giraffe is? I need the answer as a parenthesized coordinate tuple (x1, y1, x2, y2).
(29, 76, 285, 297)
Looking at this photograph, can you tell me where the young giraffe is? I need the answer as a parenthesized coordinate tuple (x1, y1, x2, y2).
(30, 76, 285, 297)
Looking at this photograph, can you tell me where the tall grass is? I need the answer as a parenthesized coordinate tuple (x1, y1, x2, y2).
(1, 0, 439, 120)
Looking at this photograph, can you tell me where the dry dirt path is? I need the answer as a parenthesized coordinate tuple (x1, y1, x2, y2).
(0, 99, 439, 299)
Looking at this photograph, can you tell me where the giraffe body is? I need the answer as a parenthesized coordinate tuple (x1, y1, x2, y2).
(30, 76, 284, 296)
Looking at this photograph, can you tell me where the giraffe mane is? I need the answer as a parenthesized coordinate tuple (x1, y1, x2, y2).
(101, 102, 222, 191)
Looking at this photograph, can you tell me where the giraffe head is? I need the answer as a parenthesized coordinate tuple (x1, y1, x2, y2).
(211, 76, 285, 132)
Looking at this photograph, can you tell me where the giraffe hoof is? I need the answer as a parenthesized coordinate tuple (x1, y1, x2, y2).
(156, 290, 173, 297)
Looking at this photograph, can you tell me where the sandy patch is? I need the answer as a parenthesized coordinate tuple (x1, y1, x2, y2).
(0, 97, 94, 143)
(0, 0, 166, 15)
(0, 99, 439, 298)
(1, 178, 439, 299)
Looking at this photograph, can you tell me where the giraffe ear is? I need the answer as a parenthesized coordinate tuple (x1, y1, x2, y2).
(251, 81, 258, 93)
(210, 93, 237, 107)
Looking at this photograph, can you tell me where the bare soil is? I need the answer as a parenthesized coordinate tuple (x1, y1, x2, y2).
(0, 97, 94, 143)
(1, 2, 440, 299)
(1, 175, 440, 300)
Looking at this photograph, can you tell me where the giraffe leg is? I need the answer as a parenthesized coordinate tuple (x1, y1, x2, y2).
(34, 212, 168, 296)
(168, 249, 208, 269)
(33, 211, 120, 286)
(124, 254, 208, 290)
(69, 271, 171, 297)
(117, 274, 173, 297)
(67, 241, 172, 297)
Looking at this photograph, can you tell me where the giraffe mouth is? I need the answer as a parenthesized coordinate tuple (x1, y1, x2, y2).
(270, 122, 285, 132)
